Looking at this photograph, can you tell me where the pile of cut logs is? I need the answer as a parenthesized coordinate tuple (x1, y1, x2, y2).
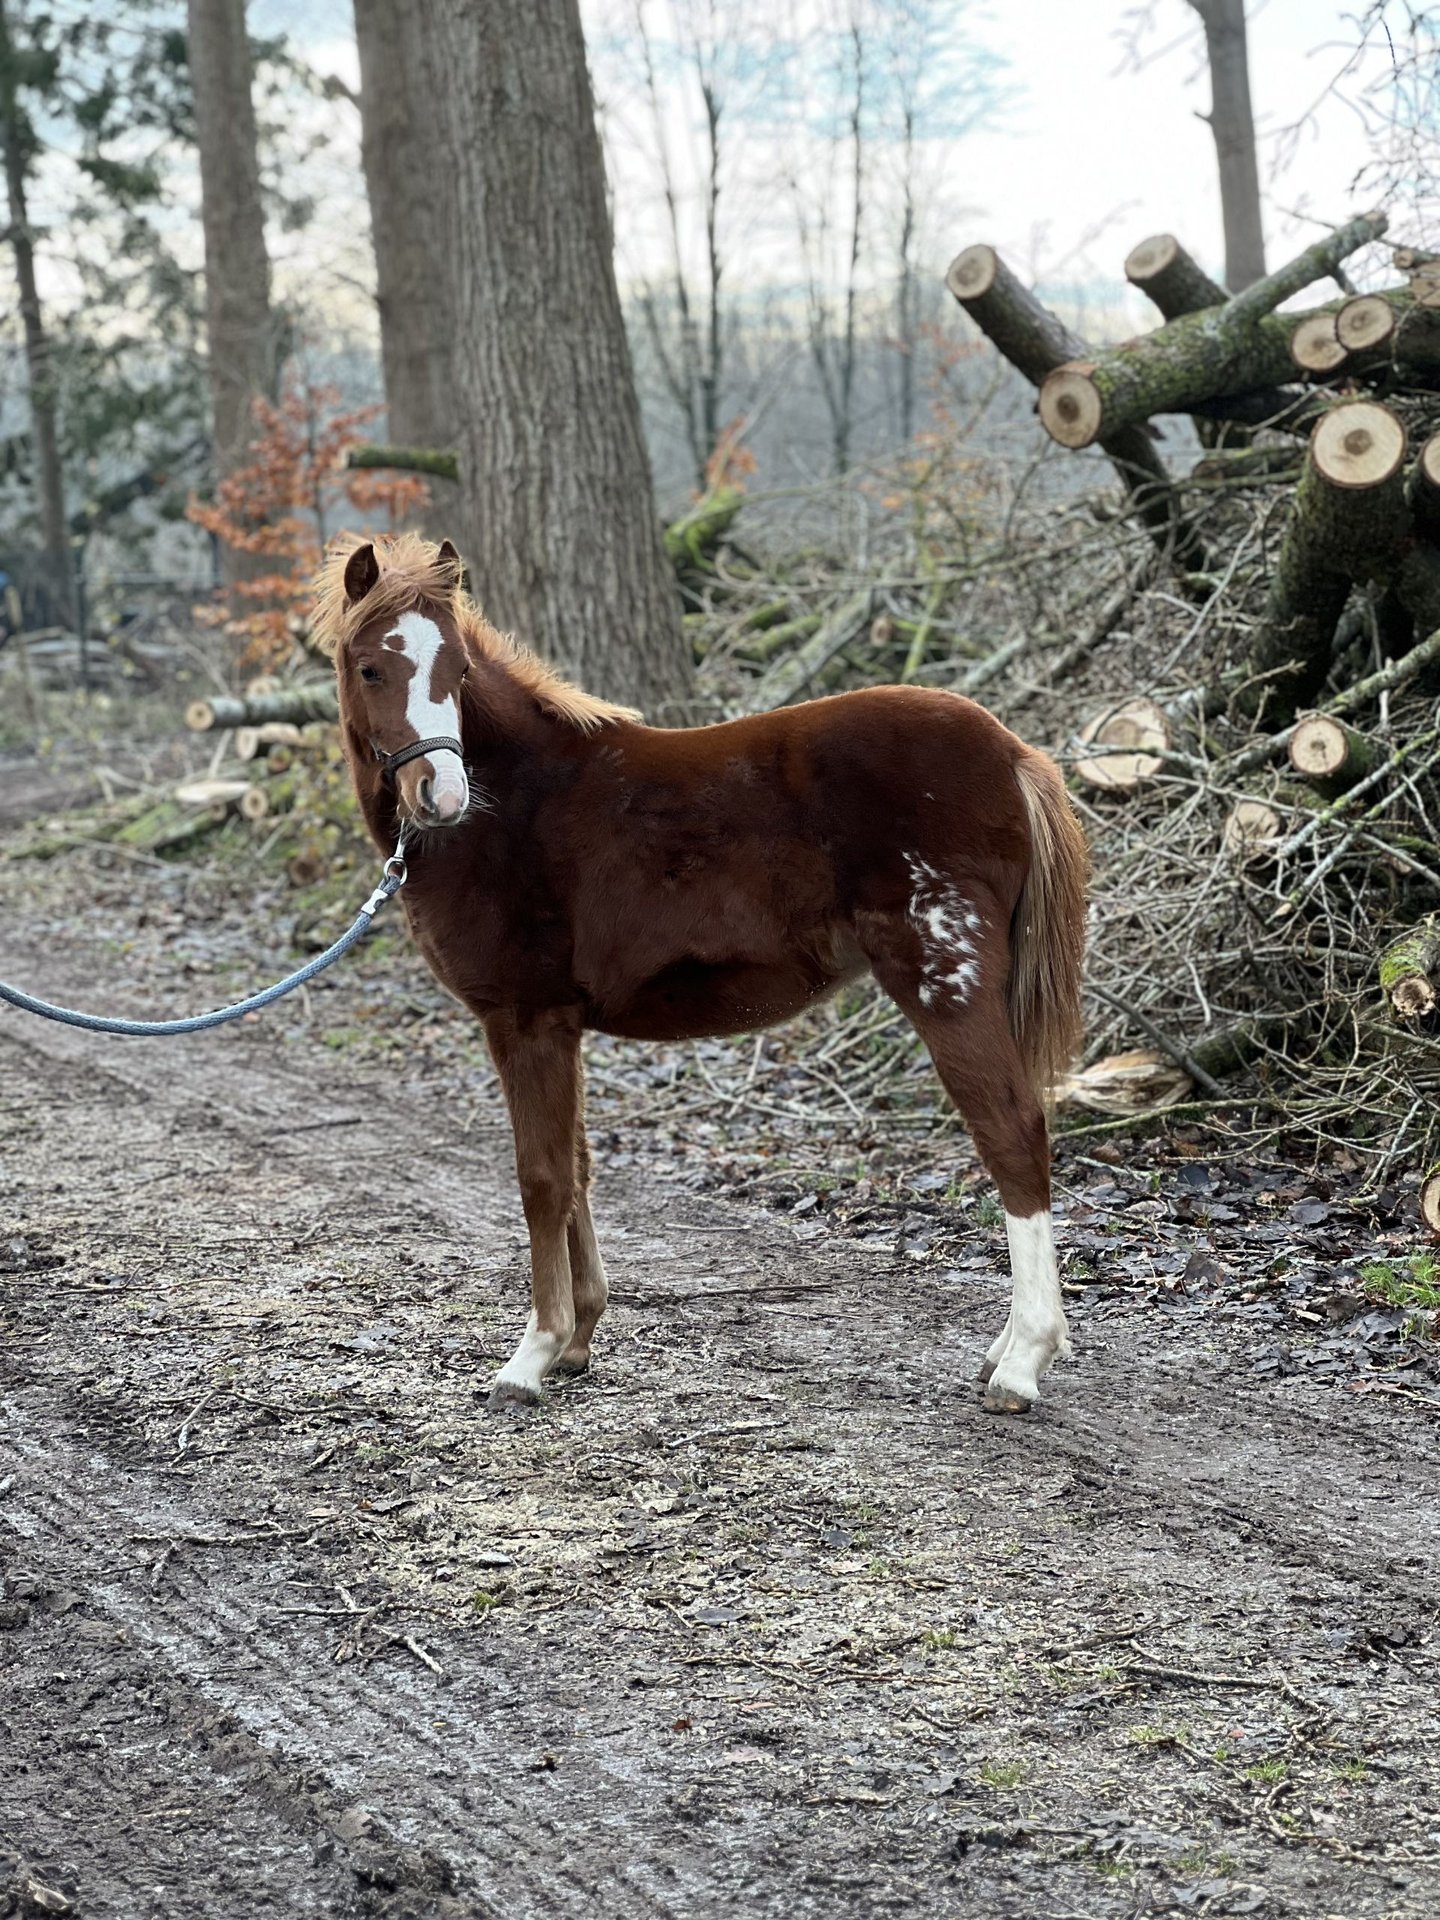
(948, 210, 1440, 719)
(949, 208, 1440, 1211)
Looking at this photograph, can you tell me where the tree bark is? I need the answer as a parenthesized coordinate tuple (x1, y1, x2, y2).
(0, 0, 73, 627)
(353, 0, 451, 511)
(415, 0, 692, 718)
(186, 0, 277, 580)
(1187, 0, 1266, 290)
(945, 245, 1205, 570)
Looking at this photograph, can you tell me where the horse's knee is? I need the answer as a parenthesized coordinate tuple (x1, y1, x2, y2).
(517, 1166, 577, 1230)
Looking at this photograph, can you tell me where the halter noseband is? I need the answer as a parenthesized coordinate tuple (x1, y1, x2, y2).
(376, 735, 465, 779)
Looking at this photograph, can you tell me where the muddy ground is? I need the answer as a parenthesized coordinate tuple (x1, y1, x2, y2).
(3, 757, 1440, 1920)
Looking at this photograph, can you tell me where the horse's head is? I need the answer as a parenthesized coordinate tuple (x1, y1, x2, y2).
(339, 538, 472, 828)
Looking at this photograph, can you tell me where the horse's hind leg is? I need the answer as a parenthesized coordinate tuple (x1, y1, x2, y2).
(875, 969, 1068, 1412)
(482, 1007, 582, 1408)
(556, 1098, 608, 1375)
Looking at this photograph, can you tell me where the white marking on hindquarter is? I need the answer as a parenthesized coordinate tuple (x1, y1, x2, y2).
(905, 854, 984, 1010)
(384, 611, 467, 816)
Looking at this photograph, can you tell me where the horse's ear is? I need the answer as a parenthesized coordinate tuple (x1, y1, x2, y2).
(343, 542, 380, 606)
(435, 539, 463, 589)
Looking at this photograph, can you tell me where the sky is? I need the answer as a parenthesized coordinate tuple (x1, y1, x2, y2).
(951, 0, 1401, 324)
(253, 0, 1409, 334)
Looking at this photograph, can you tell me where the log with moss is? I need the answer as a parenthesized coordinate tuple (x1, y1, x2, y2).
(662, 486, 744, 580)
(1038, 213, 1389, 451)
(186, 687, 340, 732)
(342, 444, 459, 481)
(1123, 234, 1225, 319)
(1247, 400, 1410, 716)
(751, 591, 873, 709)
(1408, 433, 1440, 545)
(945, 244, 1204, 568)
(1379, 916, 1440, 1021)
(1286, 713, 1384, 795)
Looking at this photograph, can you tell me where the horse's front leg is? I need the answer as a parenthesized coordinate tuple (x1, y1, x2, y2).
(483, 1007, 583, 1409)
(556, 1111, 608, 1375)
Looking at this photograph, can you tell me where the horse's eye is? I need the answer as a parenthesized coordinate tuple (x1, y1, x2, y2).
(360, 665, 381, 685)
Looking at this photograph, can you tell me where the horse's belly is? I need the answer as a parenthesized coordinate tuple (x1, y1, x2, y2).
(592, 953, 864, 1042)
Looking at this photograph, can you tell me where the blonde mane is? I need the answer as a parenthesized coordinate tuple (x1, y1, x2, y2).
(311, 530, 639, 733)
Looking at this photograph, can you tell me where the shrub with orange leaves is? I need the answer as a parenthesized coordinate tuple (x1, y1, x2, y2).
(187, 382, 430, 667)
(872, 326, 999, 558)
(703, 416, 757, 494)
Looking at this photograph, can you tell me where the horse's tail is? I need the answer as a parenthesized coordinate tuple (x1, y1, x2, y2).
(1008, 749, 1089, 1105)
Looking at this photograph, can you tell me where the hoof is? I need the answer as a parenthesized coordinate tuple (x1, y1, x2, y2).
(486, 1379, 541, 1413)
(983, 1384, 1034, 1416)
(977, 1356, 998, 1385)
(553, 1347, 591, 1377)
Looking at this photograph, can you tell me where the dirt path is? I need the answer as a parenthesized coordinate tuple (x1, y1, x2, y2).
(3, 852, 1440, 1918)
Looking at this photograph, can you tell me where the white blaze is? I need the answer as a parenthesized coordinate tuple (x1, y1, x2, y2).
(383, 611, 468, 818)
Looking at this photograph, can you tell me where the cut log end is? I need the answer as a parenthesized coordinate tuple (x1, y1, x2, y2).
(185, 698, 217, 733)
(1391, 974, 1438, 1020)
(1124, 234, 1180, 285)
(1073, 698, 1170, 790)
(1290, 313, 1347, 373)
(1287, 713, 1350, 782)
(1039, 366, 1104, 450)
(1421, 1169, 1440, 1236)
(945, 245, 999, 302)
(1336, 293, 1399, 353)
(1223, 800, 1282, 864)
(239, 787, 269, 822)
(1310, 400, 1407, 490)
(1420, 433, 1440, 495)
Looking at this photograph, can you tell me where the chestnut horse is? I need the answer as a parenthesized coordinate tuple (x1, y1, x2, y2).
(313, 533, 1088, 1415)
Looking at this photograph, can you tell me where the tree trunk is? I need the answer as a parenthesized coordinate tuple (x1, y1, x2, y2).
(0, 0, 73, 627)
(1188, 0, 1266, 290)
(353, 0, 451, 515)
(186, 0, 277, 577)
(415, 0, 692, 719)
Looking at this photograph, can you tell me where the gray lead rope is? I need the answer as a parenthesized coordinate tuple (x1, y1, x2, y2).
(0, 839, 410, 1038)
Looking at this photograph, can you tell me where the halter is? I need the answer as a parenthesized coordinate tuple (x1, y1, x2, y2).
(375, 735, 465, 779)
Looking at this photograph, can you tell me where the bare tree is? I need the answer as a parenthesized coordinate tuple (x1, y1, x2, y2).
(623, 1, 732, 489)
(416, 0, 693, 716)
(353, 0, 450, 470)
(186, 0, 277, 569)
(797, 14, 866, 476)
(1188, 0, 1266, 290)
(0, 0, 73, 624)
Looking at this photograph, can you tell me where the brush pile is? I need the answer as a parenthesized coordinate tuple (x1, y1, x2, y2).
(681, 210, 1440, 1209)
